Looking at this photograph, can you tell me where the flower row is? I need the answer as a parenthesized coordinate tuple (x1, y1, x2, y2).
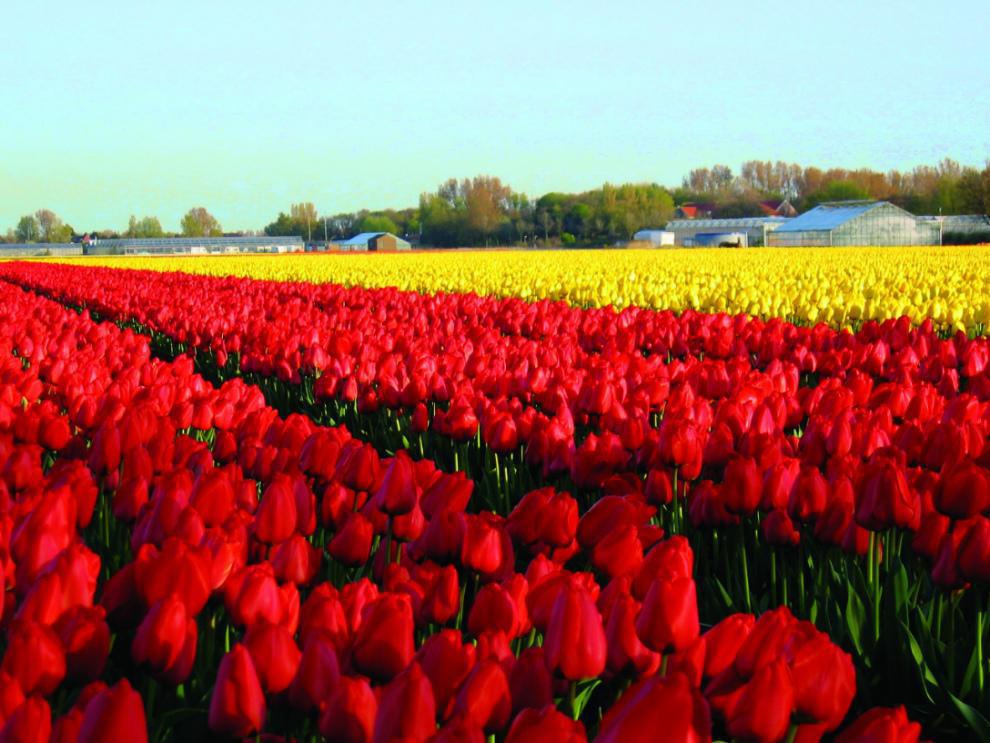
(0, 280, 925, 740)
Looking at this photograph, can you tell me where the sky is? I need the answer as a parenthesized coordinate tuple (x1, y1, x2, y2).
(1, 0, 988, 233)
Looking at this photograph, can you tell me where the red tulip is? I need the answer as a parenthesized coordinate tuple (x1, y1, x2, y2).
(329, 512, 375, 566)
(432, 716, 486, 743)
(372, 661, 436, 743)
(131, 594, 196, 681)
(726, 658, 794, 743)
(243, 621, 302, 694)
(76, 679, 148, 743)
(834, 705, 921, 743)
(351, 592, 415, 681)
(55, 606, 110, 681)
(543, 579, 606, 681)
(208, 645, 266, 738)
(788, 466, 829, 523)
(505, 705, 588, 743)
(597, 671, 711, 743)
(373, 450, 418, 516)
(508, 647, 554, 713)
(320, 675, 377, 743)
(254, 477, 298, 544)
(224, 563, 292, 629)
(790, 634, 856, 729)
(2, 620, 66, 696)
(189, 468, 236, 527)
(605, 592, 660, 675)
(702, 613, 755, 679)
(453, 658, 512, 733)
(272, 533, 321, 585)
(288, 629, 341, 711)
(722, 456, 762, 516)
(416, 630, 476, 717)
(957, 516, 990, 583)
(461, 512, 513, 580)
(133, 538, 213, 617)
(635, 576, 699, 654)
(936, 460, 990, 518)
(0, 696, 52, 743)
(762, 509, 801, 547)
(419, 563, 460, 625)
(0, 673, 24, 728)
(856, 458, 918, 531)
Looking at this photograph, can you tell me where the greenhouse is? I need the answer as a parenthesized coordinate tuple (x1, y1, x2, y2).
(767, 201, 939, 247)
(666, 217, 791, 247)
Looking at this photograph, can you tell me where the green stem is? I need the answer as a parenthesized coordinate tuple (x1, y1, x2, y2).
(797, 548, 806, 618)
(977, 594, 985, 695)
(740, 528, 752, 613)
(784, 723, 799, 743)
(867, 531, 876, 587)
(872, 533, 881, 644)
(770, 550, 778, 607)
(948, 595, 956, 686)
(569, 680, 578, 721)
(384, 516, 393, 565)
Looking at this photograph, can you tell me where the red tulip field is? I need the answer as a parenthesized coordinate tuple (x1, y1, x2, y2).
(0, 258, 988, 742)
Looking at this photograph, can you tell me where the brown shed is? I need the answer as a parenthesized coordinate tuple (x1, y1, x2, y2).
(367, 233, 411, 252)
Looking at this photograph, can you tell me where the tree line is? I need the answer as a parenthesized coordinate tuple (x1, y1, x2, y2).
(5, 158, 988, 247)
(267, 158, 989, 247)
(2, 207, 224, 244)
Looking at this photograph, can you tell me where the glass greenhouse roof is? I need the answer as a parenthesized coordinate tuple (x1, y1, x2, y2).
(773, 202, 880, 232)
(666, 217, 791, 230)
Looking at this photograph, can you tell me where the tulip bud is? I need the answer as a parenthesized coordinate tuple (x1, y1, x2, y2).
(77, 679, 148, 743)
(207, 645, 266, 738)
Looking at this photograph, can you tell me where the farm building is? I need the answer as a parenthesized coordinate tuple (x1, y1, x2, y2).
(918, 214, 990, 244)
(632, 229, 675, 246)
(0, 243, 83, 257)
(82, 236, 304, 255)
(336, 232, 411, 252)
(666, 217, 791, 247)
(673, 202, 717, 219)
(767, 201, 939, 247)
(758, 199, 798, 217)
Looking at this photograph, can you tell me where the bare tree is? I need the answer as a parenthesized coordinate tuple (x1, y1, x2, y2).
(290, 202, 318, 241)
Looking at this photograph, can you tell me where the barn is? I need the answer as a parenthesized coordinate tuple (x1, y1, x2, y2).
(336, 232, 411, 252)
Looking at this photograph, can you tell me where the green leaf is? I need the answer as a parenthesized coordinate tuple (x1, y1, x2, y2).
(845, 587, 866, 657)
(958, 640, 982, 699)
(900, 621, 939, 700)
(712, 576, 734, 611)
(947, 690, 990, 742)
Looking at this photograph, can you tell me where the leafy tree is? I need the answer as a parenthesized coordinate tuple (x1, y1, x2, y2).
(35, 209, 62, 241)
(804, 180, 871, 207)
(15, 215, 40, 242)
(263, 212, 300, 237)
(356, 215, 399, 234)
(126, 215, 164, 238)
(464, 176, 512, 243)
(955, 168, 985, 214)
(49, 223, 74, 243)
(180, 207, 222, 237)
(714, 199, 766, 218)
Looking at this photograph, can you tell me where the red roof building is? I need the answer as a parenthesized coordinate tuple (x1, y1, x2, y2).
(757, 199, 798, 217)
(674, 202, 718, 219)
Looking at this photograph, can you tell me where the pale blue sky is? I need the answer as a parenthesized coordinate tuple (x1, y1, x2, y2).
(1, 0, 987, 233)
